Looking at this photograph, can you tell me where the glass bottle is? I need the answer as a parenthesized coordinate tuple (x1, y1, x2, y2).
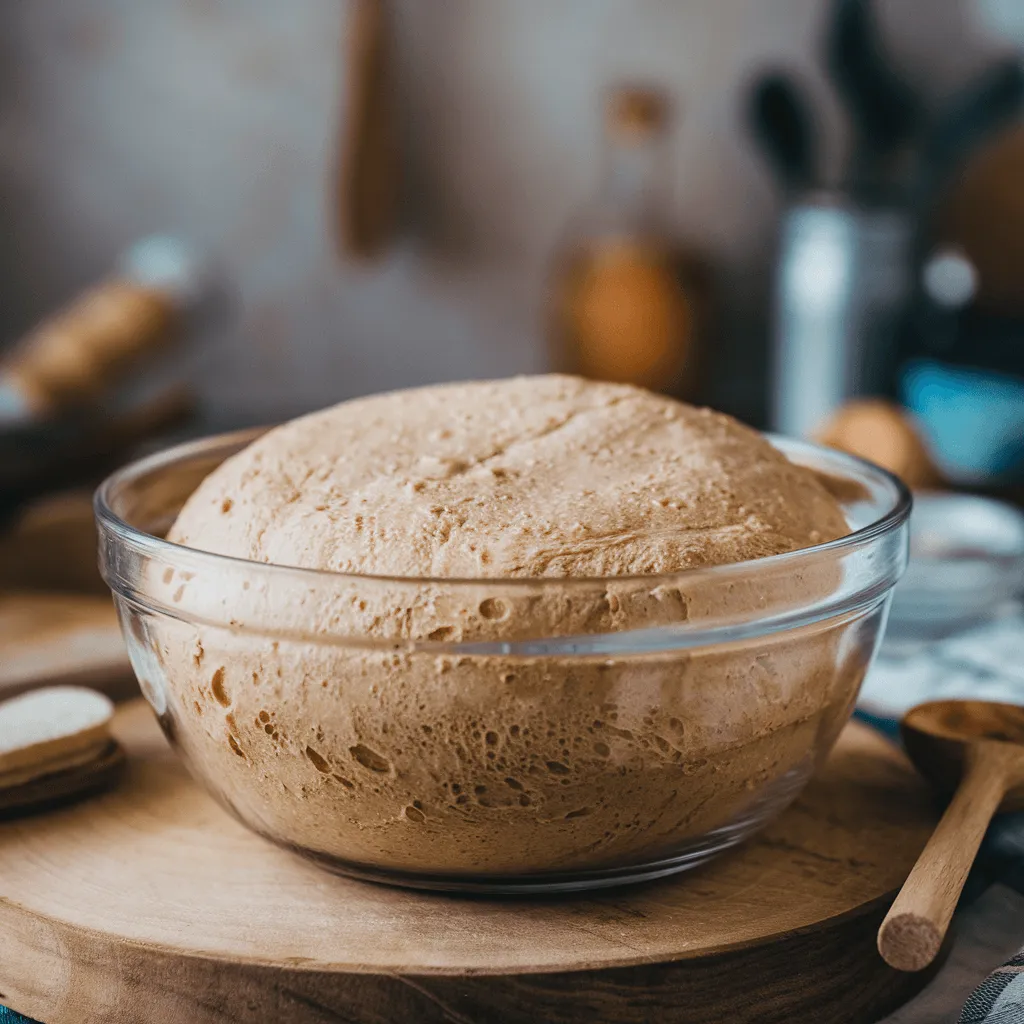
(548, 86, 708, 397)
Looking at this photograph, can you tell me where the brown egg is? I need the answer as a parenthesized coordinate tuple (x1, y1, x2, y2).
(815, 400, 943, 490)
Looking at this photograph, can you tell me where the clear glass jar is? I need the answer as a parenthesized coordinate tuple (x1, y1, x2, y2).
(96, 431, 909, 893)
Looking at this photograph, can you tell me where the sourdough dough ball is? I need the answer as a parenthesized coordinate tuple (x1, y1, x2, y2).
(170, 375, 846, 579)
(151, 376, 857, 878)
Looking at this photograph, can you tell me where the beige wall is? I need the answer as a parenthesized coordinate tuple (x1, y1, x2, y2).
(0, 0, 1000, 428)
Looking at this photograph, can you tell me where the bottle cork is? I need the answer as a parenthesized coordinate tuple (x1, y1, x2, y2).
(607, 86, 670, 140)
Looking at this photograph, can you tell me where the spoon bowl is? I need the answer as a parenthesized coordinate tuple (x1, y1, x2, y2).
(902, 700, 1024, 812)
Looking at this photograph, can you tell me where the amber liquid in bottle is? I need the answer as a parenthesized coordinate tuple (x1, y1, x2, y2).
(549, 87, 706, 397)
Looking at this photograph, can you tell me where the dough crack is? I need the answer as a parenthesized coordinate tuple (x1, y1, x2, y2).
(519, 521, 780, 573)
(450, 394, 632, 478)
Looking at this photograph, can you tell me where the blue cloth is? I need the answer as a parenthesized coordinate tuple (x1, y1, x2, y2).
(0, 1009, 36, 1023)
(902, 359, 1024, 483)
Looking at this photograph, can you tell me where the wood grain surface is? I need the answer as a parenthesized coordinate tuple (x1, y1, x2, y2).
(0, 702, 941, 1024)
(0, 592, 134, 701)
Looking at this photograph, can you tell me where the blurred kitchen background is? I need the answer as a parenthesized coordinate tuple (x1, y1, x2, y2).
(2, 0, 1024, 714)
(0, 0, 1021, 427)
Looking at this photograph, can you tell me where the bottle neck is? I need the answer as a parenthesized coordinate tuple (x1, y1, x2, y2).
(598, 132, 668, 230)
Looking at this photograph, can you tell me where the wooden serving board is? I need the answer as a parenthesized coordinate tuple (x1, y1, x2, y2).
(0, 702, 940, 1024)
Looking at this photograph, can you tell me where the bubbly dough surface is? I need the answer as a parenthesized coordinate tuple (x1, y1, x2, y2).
(169, 375, 848, 580)
(151, 376, 859, 880)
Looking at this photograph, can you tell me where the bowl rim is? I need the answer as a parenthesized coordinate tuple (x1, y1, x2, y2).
(94, 426, 912, 590)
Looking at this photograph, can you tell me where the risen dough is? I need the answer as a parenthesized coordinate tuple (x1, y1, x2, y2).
(170, 375, 846, 580)
(149, 376, 861, 880)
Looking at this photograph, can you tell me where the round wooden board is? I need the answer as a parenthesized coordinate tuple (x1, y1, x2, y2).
(0, 701, 939, 1024)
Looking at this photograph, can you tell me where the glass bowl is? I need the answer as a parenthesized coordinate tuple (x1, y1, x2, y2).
(96, 429, 910, 893)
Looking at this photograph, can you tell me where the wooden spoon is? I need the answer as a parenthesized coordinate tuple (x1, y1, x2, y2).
(878, 699, 1024, 971)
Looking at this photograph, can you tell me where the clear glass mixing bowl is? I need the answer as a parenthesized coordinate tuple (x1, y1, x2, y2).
(96, 430, 909, 893)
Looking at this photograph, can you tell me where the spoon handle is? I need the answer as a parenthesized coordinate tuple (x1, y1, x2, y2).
(878, 743, 1011, 971)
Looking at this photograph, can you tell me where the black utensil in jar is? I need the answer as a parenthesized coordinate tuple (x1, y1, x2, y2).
(747, 72, 820, 195)
(824, 0, 923, 199)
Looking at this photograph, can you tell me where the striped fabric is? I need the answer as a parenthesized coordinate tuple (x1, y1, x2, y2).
(959, 952, 1024, 1023)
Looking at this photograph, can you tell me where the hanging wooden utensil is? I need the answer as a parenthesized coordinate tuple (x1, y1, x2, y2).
(334, 0, 400, 261)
